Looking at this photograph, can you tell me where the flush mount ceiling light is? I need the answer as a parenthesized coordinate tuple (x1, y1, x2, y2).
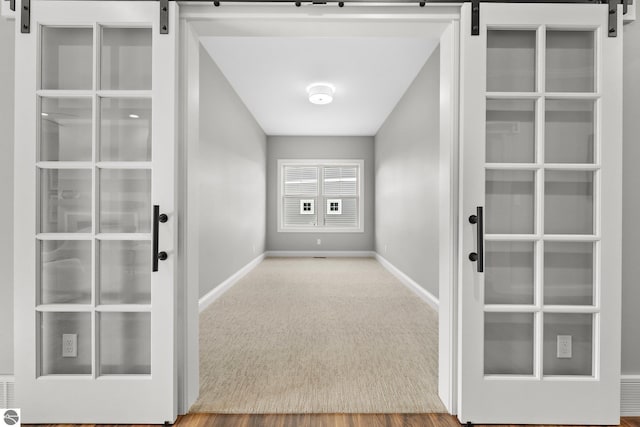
(307, 83, 335, 105)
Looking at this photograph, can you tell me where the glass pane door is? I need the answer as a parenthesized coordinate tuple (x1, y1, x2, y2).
(458, 3, 622, 424)
(14, 2, 177, 422)
(37, 25, 154, 378)
(483, 27, 598, 378)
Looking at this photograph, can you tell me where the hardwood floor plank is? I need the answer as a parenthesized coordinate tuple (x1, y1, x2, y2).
(24, 414, 640, 427)
(621, 418, 640, 427)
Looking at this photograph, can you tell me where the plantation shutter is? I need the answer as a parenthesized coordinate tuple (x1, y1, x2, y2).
(284, 166, 318, 195)
(283, 166, 318, 227)
(323, 166, 359, 228)
(323, 166, 357, 196)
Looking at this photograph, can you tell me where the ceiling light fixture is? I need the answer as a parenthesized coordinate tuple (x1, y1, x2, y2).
(128, 114, 140, 119)
(307, 83, 335, 105)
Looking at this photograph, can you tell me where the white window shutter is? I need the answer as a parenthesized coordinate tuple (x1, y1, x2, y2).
(279, 161, 362, 231)
(284, 166, 318, 196)
(323, 166, 357, 196)
(283, 166, 318, 227)
(324, 198, 358, 227)
(284, 197, 317, 227)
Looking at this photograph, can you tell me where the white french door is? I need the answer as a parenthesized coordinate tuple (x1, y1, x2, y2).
(14, 1, 178, 423)
(459, 3, 622, 425)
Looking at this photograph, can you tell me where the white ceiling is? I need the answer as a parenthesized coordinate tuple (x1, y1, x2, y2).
(200, 36, 441, 136)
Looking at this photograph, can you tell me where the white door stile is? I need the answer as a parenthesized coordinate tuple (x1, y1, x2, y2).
(14, 1, 178, 423)
(459, 3, 622, 424)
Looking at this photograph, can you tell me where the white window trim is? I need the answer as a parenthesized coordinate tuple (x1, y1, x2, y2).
(277, 159, 364, 233)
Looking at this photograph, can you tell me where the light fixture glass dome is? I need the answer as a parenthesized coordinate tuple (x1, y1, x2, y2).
(307, 83, 335, 105)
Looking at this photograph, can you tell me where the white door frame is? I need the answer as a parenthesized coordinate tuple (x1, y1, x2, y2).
(176, 3, 461, 415)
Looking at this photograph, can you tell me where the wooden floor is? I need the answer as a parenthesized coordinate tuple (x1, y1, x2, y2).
(24, 414, 640, 427)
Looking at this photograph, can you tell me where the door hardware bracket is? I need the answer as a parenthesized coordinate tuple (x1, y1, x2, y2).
(9, 0, 15, 12)
(20, 0, 30, 33)
(608, 0, 618, 37)
(469, 0, 625, 37)
(471, 0, 480, 35)
(160, 0, 169, 34)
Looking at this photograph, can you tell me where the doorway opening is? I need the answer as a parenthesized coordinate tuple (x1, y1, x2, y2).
(178, 4, 460, 415)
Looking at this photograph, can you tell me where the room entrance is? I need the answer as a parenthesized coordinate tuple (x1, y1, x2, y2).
(182, 17, 453, 412)
(11, 1, 625, 424)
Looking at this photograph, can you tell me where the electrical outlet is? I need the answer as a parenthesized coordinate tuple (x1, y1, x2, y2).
(384, 244, 388, 254)
(317, 239, 321, 245)
(252, 244, 256, 254)
(62, 334, 77, 358)
(557, 335, 572, 359)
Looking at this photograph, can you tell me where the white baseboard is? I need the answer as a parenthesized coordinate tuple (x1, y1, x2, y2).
(0, 375, 15, 408)
(198, 253, 265, 313)
(622, 375, 640, 415)
(265, 250, 375, 258)
(375, 253, 440, 311)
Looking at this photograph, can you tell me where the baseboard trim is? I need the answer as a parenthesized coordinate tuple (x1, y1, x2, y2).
(265, 250, 375, 258)
(198, 253, 265, 313)
(622, 375, 640, 415)
(375, 253, 440, 311)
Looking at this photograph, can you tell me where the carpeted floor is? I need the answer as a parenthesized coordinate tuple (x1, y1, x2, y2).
(190, 257, 445, 414)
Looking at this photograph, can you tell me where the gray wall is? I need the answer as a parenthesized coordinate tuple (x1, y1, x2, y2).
(0, 16, 14, 375)
(198, 45, 267, 298)
(374, 47, 440, 298)
(266, 136, 374, 251)
(621, 21, 640, 375)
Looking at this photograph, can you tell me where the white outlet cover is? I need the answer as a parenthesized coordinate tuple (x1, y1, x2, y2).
(557, 334, 572, 359)
(62, 333, 78, 358)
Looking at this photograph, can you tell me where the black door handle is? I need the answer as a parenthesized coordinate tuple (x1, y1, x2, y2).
(469, 206, 484, 273)
(153, 205, 168, 272)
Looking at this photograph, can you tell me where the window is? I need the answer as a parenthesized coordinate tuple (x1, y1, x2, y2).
(277, 160, 364, 232)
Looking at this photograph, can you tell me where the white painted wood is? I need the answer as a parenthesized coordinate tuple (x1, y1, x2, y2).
(36, 161, 93, 169)
(14, 1, 179, 423)
(36, 90, 93, 97)
(624, 1, 636, 23)
(375, 253, 439, 311)
(0, 0, 15, 19)
(94, 90, 152, 98)
(199, 254, 265, 313)
(179, 17, 201, 415)
(458, 3, 623, 424)
(95, 162, 152, 170)
(438, 20, 460, 415)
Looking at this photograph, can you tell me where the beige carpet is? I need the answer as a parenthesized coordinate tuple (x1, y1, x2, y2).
(190, 257, 445, 414)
